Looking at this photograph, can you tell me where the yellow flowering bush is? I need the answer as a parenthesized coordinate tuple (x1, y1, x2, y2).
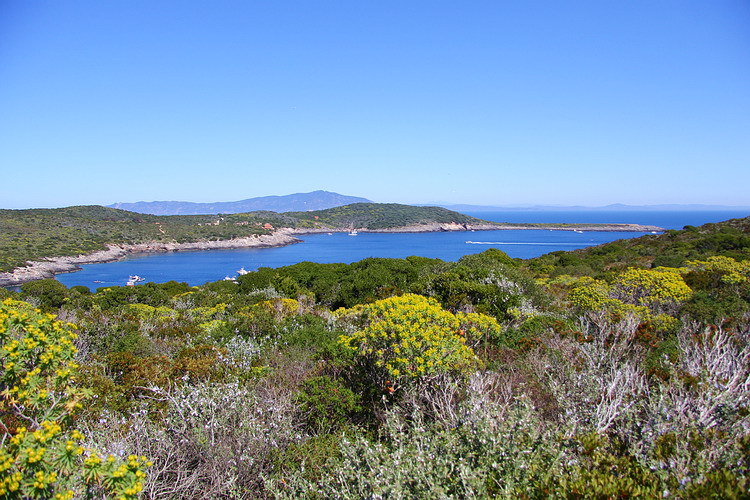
(180, 302, 229, 336)
(185, 302, 229, 323)
(455, 311, 504, 349)
(687, 256, 750, 287)
(250, 298, 300, 321)
(338, 294, 480, 390)
(569, 269, 692, 321)
(125, 303, 178, 324)
(568, 277, 612, 312)
(0, 299, 149, 498)
(613, 268, 692, 311)
(568, 276, 665, 333)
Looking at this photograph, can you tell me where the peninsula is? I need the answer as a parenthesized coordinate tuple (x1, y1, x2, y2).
(0, 203, 662, 286)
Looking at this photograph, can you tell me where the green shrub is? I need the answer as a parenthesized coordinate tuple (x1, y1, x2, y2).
(20, 279, 69, 310)
(272, 400, 565, 499)
(295, 375, 362, 434)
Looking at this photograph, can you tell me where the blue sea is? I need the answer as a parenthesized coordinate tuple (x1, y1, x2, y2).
(55, 210, 749, 289)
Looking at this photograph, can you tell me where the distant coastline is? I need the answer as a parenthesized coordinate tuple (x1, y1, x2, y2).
(0, 222, 663, 287)
(353, 222, 663, 233)
(435, 203, 750, 212)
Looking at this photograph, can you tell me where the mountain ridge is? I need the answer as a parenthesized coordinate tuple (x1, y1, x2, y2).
(109, 190, 371, 215)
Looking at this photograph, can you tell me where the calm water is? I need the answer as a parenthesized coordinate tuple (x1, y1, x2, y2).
(464, 210, 749, 230)
(55, 210, 749, 289)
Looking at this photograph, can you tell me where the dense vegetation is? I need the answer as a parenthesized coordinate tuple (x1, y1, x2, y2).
(2, 216, 749, 498)
(527, 216, 750, 278)
(286, 203, 490, 229)
(0, 206, 277, 272)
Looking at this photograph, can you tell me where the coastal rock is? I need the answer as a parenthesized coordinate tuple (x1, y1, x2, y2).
(367, 223, 500, 233)
(326, 223, 664, 234)
(0, 232, 300, 287)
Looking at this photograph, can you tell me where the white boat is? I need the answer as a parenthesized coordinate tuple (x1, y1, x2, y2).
(126, 275, 145, 286)
(237, 267, 249, 275)
(348, 229, 358, 236)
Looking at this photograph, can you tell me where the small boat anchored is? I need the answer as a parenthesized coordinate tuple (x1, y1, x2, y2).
(126, 275, 145, 286)
(348, 229, 358, 236)
(222, 268, 247, 283)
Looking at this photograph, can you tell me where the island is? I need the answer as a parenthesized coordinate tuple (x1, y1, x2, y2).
(0, 203, 663, 286)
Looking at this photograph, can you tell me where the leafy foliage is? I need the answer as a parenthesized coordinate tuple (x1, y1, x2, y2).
(0, 299, 149, 498)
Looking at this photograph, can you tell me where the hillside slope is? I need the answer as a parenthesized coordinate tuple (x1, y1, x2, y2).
(0, 203, 492, 275)
(286, 203, 492, 230)
(526, 215, 750, 277)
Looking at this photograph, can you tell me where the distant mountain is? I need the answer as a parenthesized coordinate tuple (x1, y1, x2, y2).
(431, 203, 750, 212)
(109, 191, 372, 215)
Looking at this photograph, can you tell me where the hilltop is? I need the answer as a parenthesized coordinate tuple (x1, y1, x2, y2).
(285, 203, 662, 233)
(285, 203, 493, 230)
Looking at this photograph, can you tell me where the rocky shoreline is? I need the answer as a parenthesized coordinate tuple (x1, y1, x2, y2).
(358, 222, 664, 233)
(293, 222, 664, 234)
(0, 231, 301, 287)
(0, 222, 663, 287)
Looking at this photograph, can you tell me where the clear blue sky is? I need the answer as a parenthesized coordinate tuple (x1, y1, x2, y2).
(1, 0, 748, 209)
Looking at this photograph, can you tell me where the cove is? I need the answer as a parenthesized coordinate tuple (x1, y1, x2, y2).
(56, 229, 646, 289)
(53, 209, 750, 289)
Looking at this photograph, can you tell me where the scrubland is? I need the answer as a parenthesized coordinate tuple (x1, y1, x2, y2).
(2, 217, 749, 498)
